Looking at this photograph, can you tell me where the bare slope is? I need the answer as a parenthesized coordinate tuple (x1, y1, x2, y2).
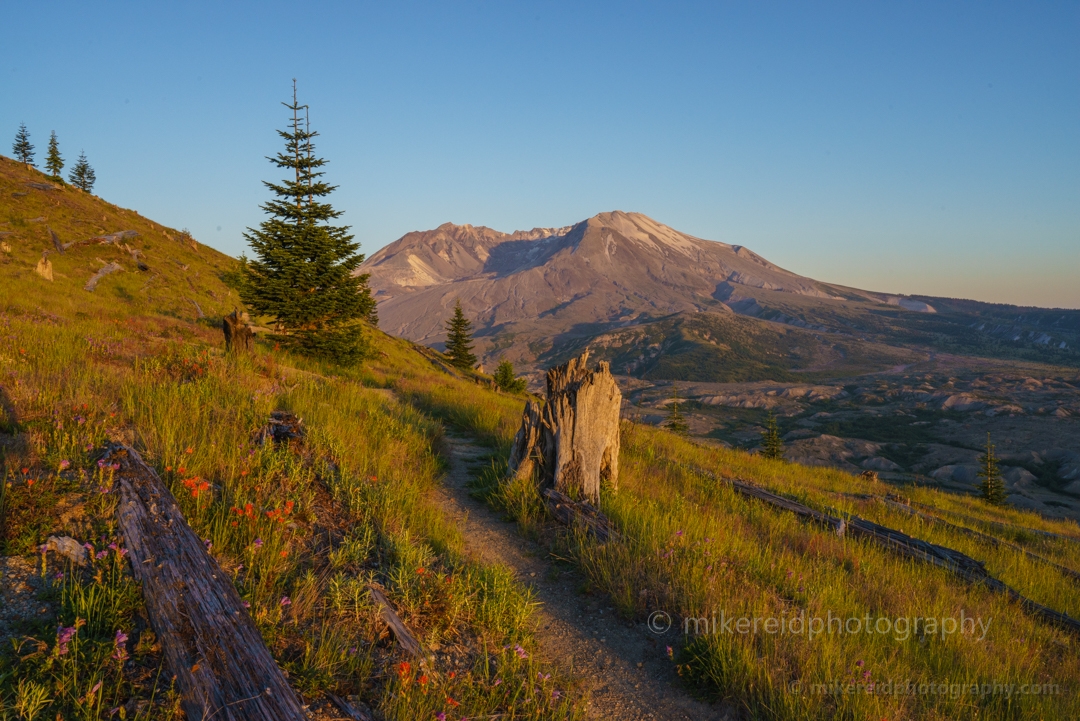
(362, 211, 1079, 378)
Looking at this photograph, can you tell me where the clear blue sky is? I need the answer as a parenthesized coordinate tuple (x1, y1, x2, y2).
(5, 1, 1078, 308)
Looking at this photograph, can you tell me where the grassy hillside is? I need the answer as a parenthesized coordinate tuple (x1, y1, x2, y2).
(405, 365, 1080, 719)
(0, 161, 576, 719)
(0, 156, 238, 325)
(2, 155, 1077, 720)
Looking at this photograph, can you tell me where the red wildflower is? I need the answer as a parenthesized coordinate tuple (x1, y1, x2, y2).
(418, 674, 428, 685)
(397, 661, 411, 678)
(446, 696, 460, 707)
(417, 567, 425, 575)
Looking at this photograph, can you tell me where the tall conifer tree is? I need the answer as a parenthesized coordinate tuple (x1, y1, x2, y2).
(444, 300, 477, 370)
(45, 131, 64, 180)
(12, 124, 34, 167)
(69, 151, 96, 192)
(241, 82, 376, 363)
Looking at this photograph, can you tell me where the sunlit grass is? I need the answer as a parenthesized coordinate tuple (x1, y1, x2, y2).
(0, 302, 579, 720)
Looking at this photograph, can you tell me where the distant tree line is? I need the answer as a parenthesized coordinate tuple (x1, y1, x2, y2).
(11, 123, 96, 192)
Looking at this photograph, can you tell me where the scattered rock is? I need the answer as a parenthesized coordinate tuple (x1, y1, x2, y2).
(1002, 466, 1038, 490)
(861, 456, 902, 472)
(43, 535, 89, 566)
(941, 394, 986, 412)
(930, 464, 980, 485)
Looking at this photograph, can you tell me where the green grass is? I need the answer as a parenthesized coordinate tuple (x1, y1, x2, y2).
(0, 157, 582, 718)
(395, 352, 1080, 720)
(3, 153, 1078, 719)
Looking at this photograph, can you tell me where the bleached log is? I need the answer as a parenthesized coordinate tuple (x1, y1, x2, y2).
(688, 463, 1080, 637)
(103, 443, 306, 720)
(85, 262, 122, 291)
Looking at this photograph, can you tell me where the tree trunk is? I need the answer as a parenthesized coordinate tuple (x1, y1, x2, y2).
(223, 310, 255, 354)
(103, 443, 307, 721)
(507, 351, 621, 504)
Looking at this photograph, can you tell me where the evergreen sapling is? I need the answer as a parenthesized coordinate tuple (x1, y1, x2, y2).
(494, 359, 527, 394)
(12, 123, 34, 167)
(761, 412, 784, 460)
(444, 300, 477, 370)
(665, 385, 690, 435)
(45, 131, 64, 180)
(69, 151, 96, 192)
(978, 433, 1007, 505)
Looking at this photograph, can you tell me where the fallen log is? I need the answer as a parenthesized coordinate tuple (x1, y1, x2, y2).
(542, 487, 618, 542)
(367, 585, 427, 660)
(326, 693, 374, 721)
(85, 261, 123, 291)
(879, 495, 1080, 584)
(103, 444, 307, 720)
(908, 499, 1080, 547)
(64, 229, 139, 252)
(687, 463, 1080, 637)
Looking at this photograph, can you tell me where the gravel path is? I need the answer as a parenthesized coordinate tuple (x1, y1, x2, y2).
(434, 433, 733, 721)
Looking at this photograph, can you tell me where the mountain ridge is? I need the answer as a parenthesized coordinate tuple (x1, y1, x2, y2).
(360, 210, 1079, 379)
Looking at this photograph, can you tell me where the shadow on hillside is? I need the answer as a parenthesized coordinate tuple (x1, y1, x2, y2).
(480, 226, 581, 278)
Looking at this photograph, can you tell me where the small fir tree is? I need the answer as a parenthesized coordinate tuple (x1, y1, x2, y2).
(444, 300, 477, 370)
(69, 151, 96, 192)
(665, 385, 690, 435)
(978, 433, 1006, 505)
(12, 123, 34, 167)
(241, 82, 376, 363)
(761, 412, 784, 460)
(494, 359, 527, 394)
(45, 131, 64, 180)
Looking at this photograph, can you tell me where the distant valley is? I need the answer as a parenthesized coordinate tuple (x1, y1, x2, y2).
(362, 211, 1080, 519)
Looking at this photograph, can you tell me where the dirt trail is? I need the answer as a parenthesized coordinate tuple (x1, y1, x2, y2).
(434, 433, 733, 721)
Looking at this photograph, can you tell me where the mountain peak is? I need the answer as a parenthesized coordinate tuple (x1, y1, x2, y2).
(360, 211, 847, 354)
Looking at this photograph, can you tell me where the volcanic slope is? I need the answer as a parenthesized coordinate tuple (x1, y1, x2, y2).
(362, 211, 1080, 379)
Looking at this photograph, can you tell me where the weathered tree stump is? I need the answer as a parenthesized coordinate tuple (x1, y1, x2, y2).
(103, 443, 306, 721)
(223, 310, 255, 354)
(507, 350, 621, 505)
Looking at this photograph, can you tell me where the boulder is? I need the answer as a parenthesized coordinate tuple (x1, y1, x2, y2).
(861, 456, 902, 472)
